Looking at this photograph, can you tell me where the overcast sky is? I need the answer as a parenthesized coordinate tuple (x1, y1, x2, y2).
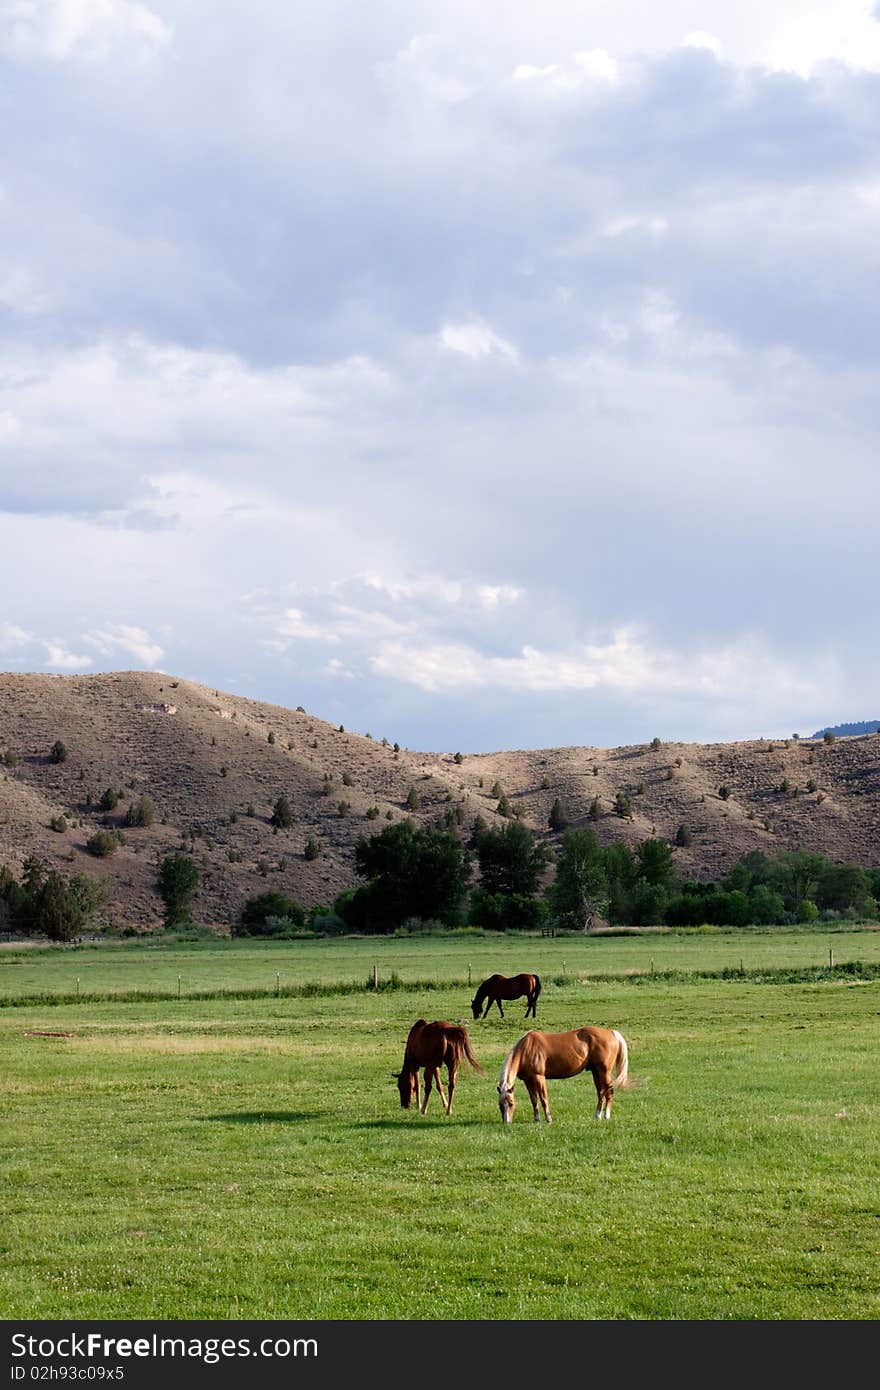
(1, 2, 878, 751)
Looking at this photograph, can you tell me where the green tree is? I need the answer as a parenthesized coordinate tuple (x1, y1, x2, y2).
(405, 785, 421, 811)
(548, 798, 568, 832)
(341, 820, 471, 932)
(636, 838, 675, 889)
(271, 796, 294, 829)
(549, 828, 607, 930)
(674, 823, 692, 847)
(237, 891, 305, 936)
(124, 795, 155, 828)
(614, 791, 633, 820)
(50, 740, 68, 764)
(157, 855, 198, 928)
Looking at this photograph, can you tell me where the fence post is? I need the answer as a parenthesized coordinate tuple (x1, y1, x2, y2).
(829, 947, 834, 969)
(373, 963, 378, 990)
(177, 974, 181, 999)
(276, 971, 280, 997)
(75, 976, 80, 997)
(468, 962, 472, 986)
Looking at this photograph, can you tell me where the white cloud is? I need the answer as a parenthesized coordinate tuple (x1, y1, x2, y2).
(0, 621, 34, 650)
(2, 0, 172, 62)
(370, 628, 831, 709)
(84, 623, 164, 667)
(44, 640, 92, 670)
(439, 320, 519, 363)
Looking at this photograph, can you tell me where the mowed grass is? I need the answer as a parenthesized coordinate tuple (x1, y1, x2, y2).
(1, 942, 878, 1319)
(1, 925, 879, 1000)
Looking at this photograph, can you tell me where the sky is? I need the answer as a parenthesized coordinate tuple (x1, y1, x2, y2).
(1, 1, 878, 752)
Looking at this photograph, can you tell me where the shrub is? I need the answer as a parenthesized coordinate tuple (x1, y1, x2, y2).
(86, 830, 120, 858)
(806, 779, 818, 793)
(588, 797, 601, 821)
(267, 731, 275, 744)
(453, 752, 463, 764)
(393, 743, 400, 753)
(49, 815, 68, 833)
(650, 737, 662, 749)
(271, 796, 294, 829)
(337, 800, 352, 817)
(823, 730, 836, 744)
(490, 781, 503, 798)
(405, 786, 420, 811)
(675, 823, 693, 847)
(237, 891, 305, 937)
(718, 785, 732, 800)
(548, 798, 568, 832)
(99, 788, 121, 812)
(365, 806, 380, 819)
(342, 772, 353, 786)
(304, 838, 322, 860)
(614, 792, 632, 819)
(50, 740, 68, 764)
(124, 796, 155, 828)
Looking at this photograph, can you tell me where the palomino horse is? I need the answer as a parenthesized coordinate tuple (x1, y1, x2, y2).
(470, 972, 542, 1020)
(497, 1026, 630, 1124)
(394, 1019, 483, 1116)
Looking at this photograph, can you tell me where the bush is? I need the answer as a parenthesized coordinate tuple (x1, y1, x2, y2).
(49, 815, 68, 833)
(86, 830, 120, 858)
(674, 823, 693, 847)
(338, 801, 352, 817)
(124, 796, 155, 828)
(304, 838, 322, 860)
(99, 788, 121, 812)
(453, 752, 463, 764)
(50, 740, 68, 764)
(823, 730, 836, 744)
(237, 891, 305, 936)
(342, 772, 354, 786)
(405, 786, 420, 811)
(588, 797, 602, 821)
(548, 798, 568, 832)
(718, 785, 731, 800)
(271, 796, 294, 829)
(614, 792, 632, 819)
(650, 737, 662, 749)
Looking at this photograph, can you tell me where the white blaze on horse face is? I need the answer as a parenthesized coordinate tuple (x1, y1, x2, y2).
(498, 1086, 515, 1124)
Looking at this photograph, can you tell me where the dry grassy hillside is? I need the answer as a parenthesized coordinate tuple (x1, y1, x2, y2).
(1, 671, 878, 930)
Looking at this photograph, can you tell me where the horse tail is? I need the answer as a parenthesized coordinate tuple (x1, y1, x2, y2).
(612, 1029, 631, 1088)
(449, 1026, 484, 1072)
(532, 974, 542, 1001)
(460, 1029, 484, 1073)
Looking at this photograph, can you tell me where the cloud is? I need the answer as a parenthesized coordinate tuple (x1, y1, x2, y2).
(439, 320, 519, 363)
(1, 5, 878, 748)
(2, 0, 172, 62)
(84, 623, 164, 667)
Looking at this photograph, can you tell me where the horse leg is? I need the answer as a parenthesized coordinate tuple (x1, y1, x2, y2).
(592, 1065, 613, 1119)
(445, 1064, 456, 1116)
(432, 1067, 448, 1114)
(482, 998, 491, 1018)
(495, 997, 504, 1018)
(414, 1070, 421, 1112)
(420, 1069, 433, 1115)
(524, 1077, 542, 1123)
(525, 992, 535, 1018)
(537, 1076, 552, 1123)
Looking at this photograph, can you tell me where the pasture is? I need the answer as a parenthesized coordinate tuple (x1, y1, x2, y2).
(1, 929, 878, 1320)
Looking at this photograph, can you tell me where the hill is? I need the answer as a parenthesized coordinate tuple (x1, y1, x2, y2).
(810, 720, 880, 739)
(1, 671, 879, 930)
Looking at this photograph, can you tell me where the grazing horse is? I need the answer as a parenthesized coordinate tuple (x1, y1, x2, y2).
(497, 1026, 630, 1124)
(394, 1019, 483, 1116)
(470, 972, 542, 1020)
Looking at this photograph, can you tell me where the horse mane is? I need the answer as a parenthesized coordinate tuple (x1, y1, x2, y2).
(499, 1030, 541, 1089)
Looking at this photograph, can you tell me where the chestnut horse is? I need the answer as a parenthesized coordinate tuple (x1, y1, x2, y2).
(470, 972, 542, 1020)
(497, 1026, 630, 1124)
(394, 1019, 483, 1116)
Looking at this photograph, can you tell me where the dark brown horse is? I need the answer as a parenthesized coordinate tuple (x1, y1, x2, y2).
(497, 1026, 630, 1124)
(394, 1019, 483, 1116)
(471, 972, 542, 1020)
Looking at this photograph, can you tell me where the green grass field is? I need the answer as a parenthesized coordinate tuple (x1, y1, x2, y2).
(1, 930, 878, 1320)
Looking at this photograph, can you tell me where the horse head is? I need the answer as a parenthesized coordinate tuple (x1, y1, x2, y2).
(469, 996, 481, 1020)
(394, 1069, 417, 1109)
(497, 1082, 516, 1124)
